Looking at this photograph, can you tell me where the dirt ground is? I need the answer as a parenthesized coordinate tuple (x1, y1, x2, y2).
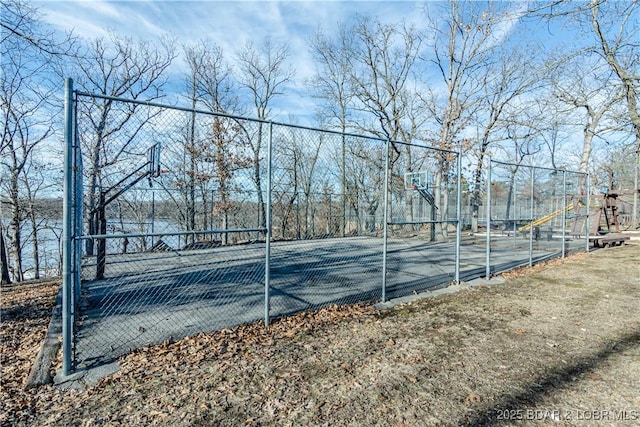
(2, 245, 639, 426)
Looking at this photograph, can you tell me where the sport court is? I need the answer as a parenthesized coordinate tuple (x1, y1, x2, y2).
(74, 235, 558, 369)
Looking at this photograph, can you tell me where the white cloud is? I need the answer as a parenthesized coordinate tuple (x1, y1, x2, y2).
(487, 1, 528, 48)
(36, 1, 422, 123)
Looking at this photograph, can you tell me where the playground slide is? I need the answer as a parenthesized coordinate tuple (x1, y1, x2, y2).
(518, 203, 575, 232)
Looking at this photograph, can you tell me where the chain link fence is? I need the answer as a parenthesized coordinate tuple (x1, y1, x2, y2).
(60, 80, 591, 374)
(482, 160, 589, 277)
(0, 206, 64, 281)
(384, 142, 462, 298)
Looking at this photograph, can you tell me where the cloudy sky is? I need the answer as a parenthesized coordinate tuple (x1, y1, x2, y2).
(35, 1, 533, 123)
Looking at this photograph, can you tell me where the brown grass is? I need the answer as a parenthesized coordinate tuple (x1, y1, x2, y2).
(2, 245, 639, 426)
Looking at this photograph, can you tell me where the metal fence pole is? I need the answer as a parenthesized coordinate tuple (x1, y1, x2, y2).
(529, 168, 535, 266)
(586, 174, 591, 252)
(561, 170, 567, 258)
(513, 174, 517, 247)
(73, 92, 82, 304)
(455, 152, 462, 283)
(62, 78, 74, 375)
(486, 157, 492, 279)
(150, 191, 155, 248)
(264, 122, 273, 327)
(381, 139, 390, 302)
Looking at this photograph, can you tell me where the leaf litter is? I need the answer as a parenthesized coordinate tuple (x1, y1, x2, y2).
(2, 245, 639, 426)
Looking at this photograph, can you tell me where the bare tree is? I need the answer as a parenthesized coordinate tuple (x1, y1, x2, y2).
(467, 43, 545, 231)
(297, 133, 325, 238)
(236, 38, 294, 231)
(309, 24, 356, 236)
(345, 140, 386, 233)
(21, 159, 60, 278)
(554, 63, 624, 175)
(271, 132, 300, 239)
(498, 113, 544, 222)
(1, 0, 74, 282)
(589, 0, 639, 226)
(178, 41, 236, 241)
(71, 33, 176, 254)
(0, 0, 75, 58)
(538, 0, 639, 224)
(189, 41, 249, 243)
(533, 92, 574, 172)
(592, 140, 636, 194)
(347, 17, 424, 143)
(0, 76, 54, 282)
(343, 16, 426, 231)
(421, 1, 507, 237)
(0, 223, 9, 283)
(182, 43, 202, 240)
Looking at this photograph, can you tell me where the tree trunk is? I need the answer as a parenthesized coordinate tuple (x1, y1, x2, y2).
(254, 124, 266, 232)
(505, 172, 515, 222)
(222, 210, 229, 245)
(442, 183, 450, 240)
(85, 138, 101, 256)
(9, 207, 24, 282)
(0, 225, 11, 284)
(634, 144, 639, 228)
(28, 209, 40, 280)
(304, 193, 310, 238)
(471, 149, 489, 233)
(433, 170, 445, 241)
(404, 145, 414, 230)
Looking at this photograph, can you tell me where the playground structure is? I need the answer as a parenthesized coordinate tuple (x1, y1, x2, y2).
(519, 202, 577, 237)
(580, 189, 638, 247)
(507, 174, 637, 248)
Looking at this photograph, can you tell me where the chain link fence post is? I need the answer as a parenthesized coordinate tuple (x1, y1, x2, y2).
(73, 93, 82, 306)
(529, 168, 535, 267)
(586, 173, 591, 252)
(62, 78, 75, 375)
(381, 138, 390, 302)
(562, 170, 567, 258)
(455, 152, 462, 283)
(264, 121, 273, 327)
(485, 157, 492, 279)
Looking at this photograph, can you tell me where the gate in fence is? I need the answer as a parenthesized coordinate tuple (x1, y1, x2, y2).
(60, 78, 590, 375)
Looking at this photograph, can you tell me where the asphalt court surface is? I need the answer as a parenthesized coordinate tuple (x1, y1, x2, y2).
(75, 235, 570, 369)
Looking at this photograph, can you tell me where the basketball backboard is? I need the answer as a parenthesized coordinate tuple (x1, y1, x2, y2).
(404, 171, 429, 190)
(147, 143, 161, 178)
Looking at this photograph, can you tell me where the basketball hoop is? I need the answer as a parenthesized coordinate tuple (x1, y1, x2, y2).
(404, 171, 429, 191)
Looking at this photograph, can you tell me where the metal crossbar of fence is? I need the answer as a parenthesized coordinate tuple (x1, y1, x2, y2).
(60, 78, 591, 375)
(484, 158, 590, 278)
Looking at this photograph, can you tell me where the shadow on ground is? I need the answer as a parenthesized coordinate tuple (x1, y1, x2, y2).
(461, 330, 640, 426)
